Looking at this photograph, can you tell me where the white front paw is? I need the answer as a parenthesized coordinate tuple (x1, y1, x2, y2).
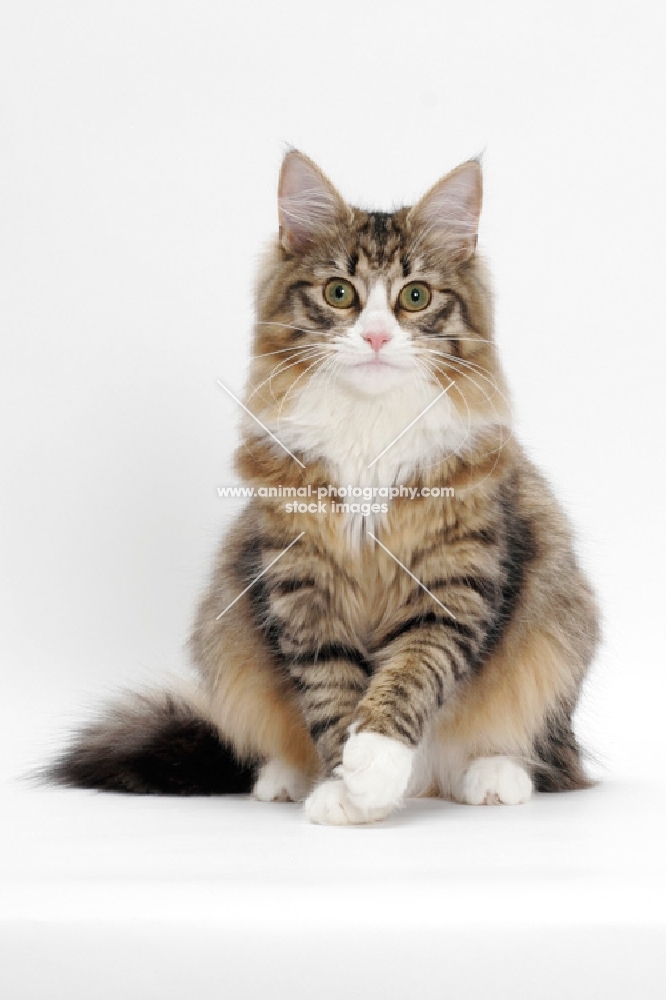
(253, 759, 310, 802)
(458, 756, 532, 806)
(304, 779, 369, 825)
(340, 731, 415, 817)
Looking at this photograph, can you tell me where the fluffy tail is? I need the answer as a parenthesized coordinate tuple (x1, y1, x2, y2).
(47, 691, 257, 795)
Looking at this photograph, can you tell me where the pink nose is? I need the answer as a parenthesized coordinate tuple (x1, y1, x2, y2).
(363, 330, 391, 353)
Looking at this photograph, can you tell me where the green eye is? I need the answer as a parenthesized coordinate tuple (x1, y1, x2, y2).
(324, 278, 355, 309)
(399, 282, 431, 312)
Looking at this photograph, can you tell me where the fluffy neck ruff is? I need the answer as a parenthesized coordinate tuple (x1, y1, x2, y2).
(259, 371, 498, 489)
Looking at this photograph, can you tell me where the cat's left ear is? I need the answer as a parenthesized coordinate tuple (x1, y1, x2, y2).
(408, 159, 482, 259)
(278, 150, 347, 253)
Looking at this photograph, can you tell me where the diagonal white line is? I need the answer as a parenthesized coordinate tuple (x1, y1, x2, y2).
(366, 380, 455, 469)
(217, 379, 306, 469)
(368, 531, 456, 620)
(216, 532, 305, 620)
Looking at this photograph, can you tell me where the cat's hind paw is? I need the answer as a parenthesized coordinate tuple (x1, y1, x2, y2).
(456, 756, 532, 806)
(253, 759, 310, 802)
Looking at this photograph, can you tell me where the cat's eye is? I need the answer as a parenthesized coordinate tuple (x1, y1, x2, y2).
(399, 282, 431, 312)
(324, 278, 356, 309)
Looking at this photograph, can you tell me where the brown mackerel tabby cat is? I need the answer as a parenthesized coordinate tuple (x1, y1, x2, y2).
(51, 150, 600, 824)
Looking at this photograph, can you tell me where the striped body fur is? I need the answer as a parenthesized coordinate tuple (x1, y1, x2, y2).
(50, 152, 600, 824)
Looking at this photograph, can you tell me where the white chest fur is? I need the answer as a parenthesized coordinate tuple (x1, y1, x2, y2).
(275, 374, 470, 489)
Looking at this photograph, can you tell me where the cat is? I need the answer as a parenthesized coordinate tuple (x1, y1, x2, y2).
(48, 150, 600, 824)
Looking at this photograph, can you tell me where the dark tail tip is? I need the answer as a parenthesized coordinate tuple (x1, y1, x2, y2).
(45, 692, 257, 796)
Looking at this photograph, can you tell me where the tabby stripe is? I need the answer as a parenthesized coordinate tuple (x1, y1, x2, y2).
(447, 637, 475, 678)
(268, 279, 311, 319)
(302, 692, 358, 715)
(416, 630, 479, 678)
(388, 692, 423, 742)
(379, 627, 480, 686)
(411, 526, 500, 569)
(271, 578, 316, 595)
(422, 576, 499, 605)
(299, 293, 334, 331)
(457, 295, 485, 338)
(368, 212, 390, 241)
(458, 527, 499, 546)
(309, 716, 343, 742)
(391, 682, 412, 704)
(410, 534, 453, 568)
(413, 655, 447, 705)
(290, 644, 372, 674)
(392, 702, 421, 738)
(379, 613, 477, 649)
(290, 674, 366, 694)
(420, 297, 457, 335)
(386, 715, 418, 745)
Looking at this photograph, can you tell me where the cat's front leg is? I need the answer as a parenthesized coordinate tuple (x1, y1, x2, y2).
(289, 653, 372, 825)
(257, 537, 375, 823)
(334, 603, 495, 823)
(294, 655, 388, 825)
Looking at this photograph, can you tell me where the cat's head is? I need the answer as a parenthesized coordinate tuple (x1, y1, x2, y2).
(247, 151, 509, 473)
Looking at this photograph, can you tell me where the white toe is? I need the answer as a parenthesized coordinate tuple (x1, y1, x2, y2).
(458, 756, 532, 806)
(304, 779, 367, 825)
(341, 730, 414, 815)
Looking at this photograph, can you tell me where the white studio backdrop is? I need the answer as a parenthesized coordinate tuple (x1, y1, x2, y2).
(1, 1, 665, 785)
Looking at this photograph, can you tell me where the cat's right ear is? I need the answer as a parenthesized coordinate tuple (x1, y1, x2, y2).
(278, 150, 346, 253)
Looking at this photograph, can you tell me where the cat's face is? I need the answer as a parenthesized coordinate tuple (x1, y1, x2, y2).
(248, 152, 509, 476)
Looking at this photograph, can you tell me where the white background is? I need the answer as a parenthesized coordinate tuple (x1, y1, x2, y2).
(1, 3, 665, 997)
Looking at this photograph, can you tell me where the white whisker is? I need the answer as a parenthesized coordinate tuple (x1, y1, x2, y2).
(276, 353, 334, 433)
(256, 320, 326, 337)
(421, 354, 513, 466)
(246, 348, 328, 404)
(252, 343, 325, 358)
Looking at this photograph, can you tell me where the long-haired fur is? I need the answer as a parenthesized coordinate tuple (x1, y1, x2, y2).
(49, 151, 600, 818)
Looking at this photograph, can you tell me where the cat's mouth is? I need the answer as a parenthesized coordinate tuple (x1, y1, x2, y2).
(351, 357, 403, 369)
(335, 352, 418, 395)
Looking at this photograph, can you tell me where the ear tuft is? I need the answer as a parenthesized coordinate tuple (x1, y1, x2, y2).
(278, 150, 346, 253)
(409, 160, 482, 258)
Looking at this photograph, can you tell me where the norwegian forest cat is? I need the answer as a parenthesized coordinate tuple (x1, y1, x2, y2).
(49, 150, 600, 824)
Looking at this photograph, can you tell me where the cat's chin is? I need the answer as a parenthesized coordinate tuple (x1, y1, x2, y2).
(336, 361, 419, 397)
